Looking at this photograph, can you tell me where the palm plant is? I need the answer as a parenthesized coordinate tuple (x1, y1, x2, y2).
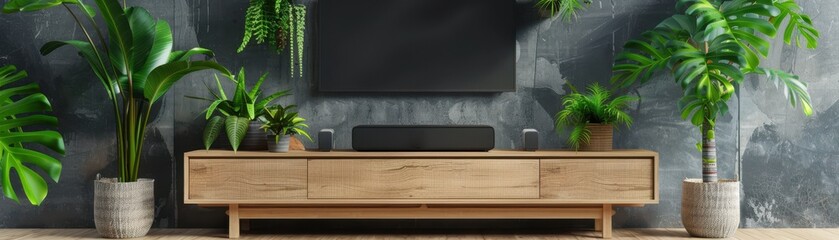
(260, 104, 311, 143)
(196, 68, 290, 151)
(555, 83, 636, 150)
(611, 0, 819, 183)
(0, 65, 66, 205)
(3, 0, 230, 182)
(534, 0, 591, 21)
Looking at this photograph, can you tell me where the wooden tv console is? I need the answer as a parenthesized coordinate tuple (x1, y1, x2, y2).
(183, 150, 659, 238)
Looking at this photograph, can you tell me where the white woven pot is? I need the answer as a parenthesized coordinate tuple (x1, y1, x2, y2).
(267, 135, 291, 153)
(94, 178, 154, 238)
(681, 179, 740, 238)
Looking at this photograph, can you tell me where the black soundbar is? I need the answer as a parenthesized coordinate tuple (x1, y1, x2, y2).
(352, 125, 495, 151)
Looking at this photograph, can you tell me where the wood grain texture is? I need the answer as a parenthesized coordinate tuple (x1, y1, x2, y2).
(3, 228, 838, 239)
(308, 159, 539, 199)
(228, 204, 239, 239)
(540, 159, 655, 200)
(188, 159, 307, 201)
(184, 149, 659, 159)
(237, 206, 603, 219)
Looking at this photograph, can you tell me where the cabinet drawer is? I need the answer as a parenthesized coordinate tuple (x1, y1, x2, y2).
(308, 159, 539, 199)
(188, 159, 307, 200)
(540, 159, 655, 200)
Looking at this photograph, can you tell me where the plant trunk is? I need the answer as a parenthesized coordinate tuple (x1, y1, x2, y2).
(702, 120, 717, 183)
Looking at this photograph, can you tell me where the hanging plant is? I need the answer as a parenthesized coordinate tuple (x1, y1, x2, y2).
(239, 0, 306, 78)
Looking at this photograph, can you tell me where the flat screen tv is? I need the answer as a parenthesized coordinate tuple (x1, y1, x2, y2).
(318, 0, 515, 92)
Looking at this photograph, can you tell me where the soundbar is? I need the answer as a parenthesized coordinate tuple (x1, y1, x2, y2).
(352, 125, 495, 151)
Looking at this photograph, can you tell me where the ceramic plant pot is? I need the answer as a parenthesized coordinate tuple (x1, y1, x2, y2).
(580, 123, 613, 151)
(267, 135, 292, 153)
(681, 179, 740, 238)
(94, 178, 154, 238)
(238, 121, 268, 151)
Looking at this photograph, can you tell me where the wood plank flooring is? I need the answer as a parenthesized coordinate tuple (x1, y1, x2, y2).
(0, 228, 838, 240)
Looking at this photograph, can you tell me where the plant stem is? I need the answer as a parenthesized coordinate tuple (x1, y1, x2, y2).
(63, 3, 127, 182)
(702, 115, 718, 183)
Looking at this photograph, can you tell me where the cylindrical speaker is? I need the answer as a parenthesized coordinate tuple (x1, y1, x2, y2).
(318, 129, 334, 151)
(522, 129, 539, 151)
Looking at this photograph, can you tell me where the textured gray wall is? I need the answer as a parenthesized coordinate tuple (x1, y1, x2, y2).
(0, 0, 835, 230)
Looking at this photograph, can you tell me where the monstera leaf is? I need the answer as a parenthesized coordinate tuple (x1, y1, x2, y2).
(0, 65, 65, 205)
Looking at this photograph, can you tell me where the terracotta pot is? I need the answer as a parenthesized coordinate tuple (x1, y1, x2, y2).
(580, 123, 612, 151)
(94, 178, 154, 238)
(681, 179, 740, 238)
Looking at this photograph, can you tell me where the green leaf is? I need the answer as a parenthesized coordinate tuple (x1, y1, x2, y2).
(126, 7, 157, 78)
(249, 72, 269, 100)
(225, 116, 249, 152)
(168, 48, 215, 62)
(144, 61, 230, 104)
(202, 115, 224, 150)
(133, 20, 173, 86)
(40, 40, 114, 99)
(0, 65, 65, 206)
(205, 100, 223, 120)
(94, 0, 132, 75)
(753, 68, 813, 116)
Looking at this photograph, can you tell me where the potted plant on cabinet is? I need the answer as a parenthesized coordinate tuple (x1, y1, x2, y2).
(195, 68, 290, 152)
(2, 1, 230, 238)
(260, 104, 311, 152)
(611, 0, 819, 237)
(0, 65, 66, 206)
(554, 83, 636, 151)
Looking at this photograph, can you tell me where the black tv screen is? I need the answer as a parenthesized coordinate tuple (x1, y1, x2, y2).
(318, 0, 516, 92)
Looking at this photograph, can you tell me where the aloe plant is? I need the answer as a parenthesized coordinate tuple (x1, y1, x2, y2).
(0, 65, 66, 205)
(194, 68, 290, 151)
(260, 104, 311, 143)
(555, 83, 636, 150)
(3, 0, 230, 182)
(611, 0, 819, 182)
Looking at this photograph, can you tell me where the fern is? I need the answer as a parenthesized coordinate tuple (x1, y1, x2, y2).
(554, 83, 637, 150)
(535, 0, 591, 22)
(239, 0, 306, 78)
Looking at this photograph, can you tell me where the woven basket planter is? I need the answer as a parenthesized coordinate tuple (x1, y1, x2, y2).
(580, 124, 613, 151)
(94, 178, 154, 239)
(681, 179, 740, 238)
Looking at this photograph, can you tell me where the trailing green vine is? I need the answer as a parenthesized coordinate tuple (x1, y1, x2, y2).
(239, 0, 306, 78)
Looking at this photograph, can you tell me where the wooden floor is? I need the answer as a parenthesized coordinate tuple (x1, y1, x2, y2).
(1, 228, 838, 240)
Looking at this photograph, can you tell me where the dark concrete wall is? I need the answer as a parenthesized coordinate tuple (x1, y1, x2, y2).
(0, 0, 835, 229)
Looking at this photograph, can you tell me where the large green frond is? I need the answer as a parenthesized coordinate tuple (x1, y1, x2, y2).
(0, 65, 65, 206)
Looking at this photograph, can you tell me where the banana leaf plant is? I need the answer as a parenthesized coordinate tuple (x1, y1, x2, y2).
(191, 68, 290, 151)
(611, 0, 819, 183)
(0, 65, 65, 205)
(3, 0, 231, 182)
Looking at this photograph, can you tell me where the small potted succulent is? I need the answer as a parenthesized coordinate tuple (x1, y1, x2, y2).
(554, 83, 636, 151)
(260, 104, 312, 152)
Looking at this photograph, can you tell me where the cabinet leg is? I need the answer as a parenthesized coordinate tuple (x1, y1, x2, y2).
(594, 219, 602, 232)
(229, 204, 240, 239)
(601, 204, 612, 239)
